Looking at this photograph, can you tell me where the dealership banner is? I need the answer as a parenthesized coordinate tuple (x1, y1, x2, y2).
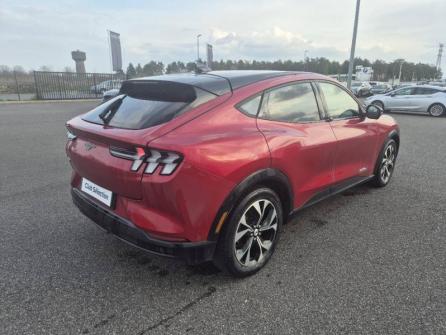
(206, 44, 213, 68)
(109, 31, 122, 72)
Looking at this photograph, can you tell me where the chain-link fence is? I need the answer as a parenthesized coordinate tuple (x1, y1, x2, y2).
(0, 71, 126, 101)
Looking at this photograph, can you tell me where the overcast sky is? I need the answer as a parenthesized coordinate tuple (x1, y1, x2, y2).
(1, 0, 444, 73)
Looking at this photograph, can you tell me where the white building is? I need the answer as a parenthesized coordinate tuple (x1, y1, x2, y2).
(355, 65, 373, 82)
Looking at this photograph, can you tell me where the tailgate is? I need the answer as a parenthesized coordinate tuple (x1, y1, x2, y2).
(66, 117, 157, 200)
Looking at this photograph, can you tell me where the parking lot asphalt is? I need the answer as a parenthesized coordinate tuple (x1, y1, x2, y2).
(0, 101, 445, 335)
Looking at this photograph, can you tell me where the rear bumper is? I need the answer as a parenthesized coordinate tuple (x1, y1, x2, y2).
(71, 188, 216, 265)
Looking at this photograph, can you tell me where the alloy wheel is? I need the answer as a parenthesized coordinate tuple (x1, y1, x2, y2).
(380, 143, 396, 184)
(234, 199, 278, 268)
(429, 104, 444, 117)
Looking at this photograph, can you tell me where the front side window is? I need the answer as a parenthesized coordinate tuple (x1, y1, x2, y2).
(258, 82, 320, 122)
(318, 82, 360, 119)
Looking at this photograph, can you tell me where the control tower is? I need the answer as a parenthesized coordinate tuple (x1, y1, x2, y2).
(71, 50, 86, 73)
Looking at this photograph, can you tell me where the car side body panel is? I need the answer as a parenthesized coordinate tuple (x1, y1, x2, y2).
(257, 118, 337, 208)
(328, 117, 380, 183)
(409, 92, 446, 112)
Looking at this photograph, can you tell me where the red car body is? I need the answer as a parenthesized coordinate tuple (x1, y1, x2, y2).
(66, 71, 399, 265)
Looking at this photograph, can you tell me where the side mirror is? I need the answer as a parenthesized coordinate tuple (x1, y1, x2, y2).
(366, 104, 383, 119)
(389, 92, 396, 97)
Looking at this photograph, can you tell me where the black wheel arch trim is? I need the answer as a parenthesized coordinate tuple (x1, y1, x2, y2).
(207, 168, 293, 241)
(373, 130, 399, 176)
(388, 129, 400, 151)
(371, 100, 384, 107)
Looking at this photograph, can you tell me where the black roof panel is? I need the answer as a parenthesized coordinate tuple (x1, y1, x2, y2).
(132, 70, 298, 96)
(207, 70, 295, 90)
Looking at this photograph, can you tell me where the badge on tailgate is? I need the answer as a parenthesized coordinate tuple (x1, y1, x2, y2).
(81, 178, 113, 207)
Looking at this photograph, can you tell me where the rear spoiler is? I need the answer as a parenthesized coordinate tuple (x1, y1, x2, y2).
(120, 80, 197, 102)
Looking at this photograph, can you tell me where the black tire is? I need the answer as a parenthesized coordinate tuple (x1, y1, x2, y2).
(370, 139, 397, 187)
(428, 103, 445, 117)
(213, 188, 283, 277)
(371, 100, 384, 111)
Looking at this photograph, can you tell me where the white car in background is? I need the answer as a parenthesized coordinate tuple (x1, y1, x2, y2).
(101, 88, 119, 102)
(90, 79, 123, 94)
(350, 81, 372, 97)
(370, 82, 393, 95)
(365, 85, 446, 117)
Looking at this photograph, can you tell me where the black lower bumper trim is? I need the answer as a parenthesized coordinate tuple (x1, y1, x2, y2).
(71, 188, 216, 265)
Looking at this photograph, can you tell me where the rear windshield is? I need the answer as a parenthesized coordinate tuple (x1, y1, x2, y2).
(82, 84, 217, 129)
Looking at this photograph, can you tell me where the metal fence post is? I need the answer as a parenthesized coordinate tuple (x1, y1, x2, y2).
(93, 73, 97, 98)
(13, 71, 21, 101)
(33, 71, 39, 100)
(60, 72, 67, 99)
(57, 74, 62, 100)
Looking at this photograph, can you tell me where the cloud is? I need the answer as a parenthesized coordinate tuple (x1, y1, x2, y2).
(1, 0, 445, 72)
(207, 26, 343, 61)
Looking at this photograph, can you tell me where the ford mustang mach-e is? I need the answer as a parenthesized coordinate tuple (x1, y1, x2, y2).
(66, 70, 400, 277)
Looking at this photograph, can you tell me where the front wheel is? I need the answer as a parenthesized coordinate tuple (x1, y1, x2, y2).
(428, 103, 445, 117)
(213, 188, 283, 277)
(371, 100, 385, 111)
(371, 139, 397, 187)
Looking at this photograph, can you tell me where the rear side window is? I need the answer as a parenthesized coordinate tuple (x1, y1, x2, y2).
(258, 82, 320, 122)
(415, 87, 439, 95)
(237, 95, 261, 116)
(82, 85, 216, 129)
(318, 82, 360, 119)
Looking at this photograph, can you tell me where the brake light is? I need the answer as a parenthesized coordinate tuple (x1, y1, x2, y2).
(109, 146, 183, 175)
(145, 149, 182, 175)
(110, 146, 146, 171)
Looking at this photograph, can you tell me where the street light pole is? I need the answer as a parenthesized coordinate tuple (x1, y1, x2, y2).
(398, 61, 404, 83)
(196, 34, 202, 62)
(347, 0, 361, 89)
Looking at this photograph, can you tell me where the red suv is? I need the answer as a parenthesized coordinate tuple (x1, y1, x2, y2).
(66, 71, 399, 277)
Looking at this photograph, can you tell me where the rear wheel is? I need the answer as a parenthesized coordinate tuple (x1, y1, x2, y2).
(428, 103, 445, 117)
(213, 188, 283, 277)
(371, 139, 397, 187)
